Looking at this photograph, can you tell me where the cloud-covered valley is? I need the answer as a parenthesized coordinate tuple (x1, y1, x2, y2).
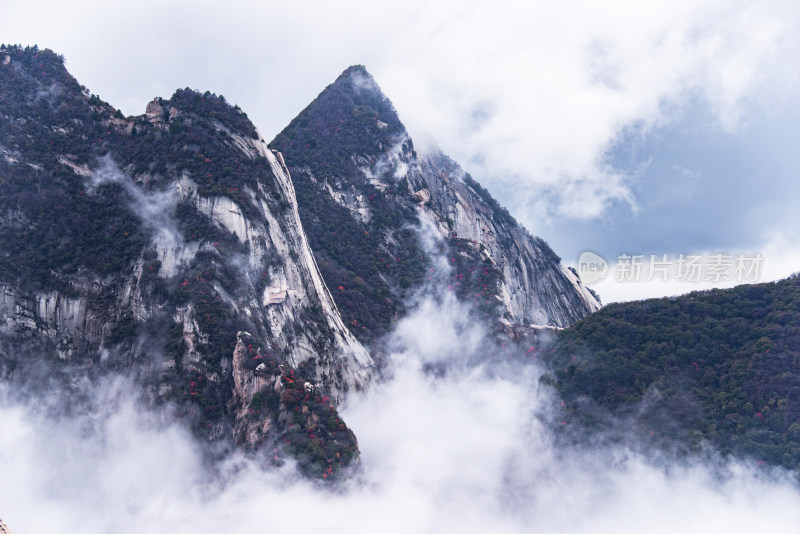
(2, 282, 799, 533)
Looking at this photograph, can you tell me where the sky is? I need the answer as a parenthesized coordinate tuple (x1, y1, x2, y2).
(1, 0, 798, 303)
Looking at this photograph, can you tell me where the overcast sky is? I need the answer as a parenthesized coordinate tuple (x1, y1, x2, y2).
(2, 0, 798, 303)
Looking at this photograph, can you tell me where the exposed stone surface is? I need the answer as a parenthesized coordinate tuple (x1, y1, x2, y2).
(414, 152, 600, 326)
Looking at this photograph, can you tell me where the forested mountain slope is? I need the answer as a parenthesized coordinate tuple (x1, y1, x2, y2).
(546, 275, 800, 470)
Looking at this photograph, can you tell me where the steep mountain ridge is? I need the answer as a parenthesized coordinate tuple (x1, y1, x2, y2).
(271, 66, 599, 344)
(0, 47, 599, 477)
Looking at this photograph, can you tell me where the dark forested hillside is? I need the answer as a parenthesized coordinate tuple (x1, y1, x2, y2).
(546, 275, 800, 470)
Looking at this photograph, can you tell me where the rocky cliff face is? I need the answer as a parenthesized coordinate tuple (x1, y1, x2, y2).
(0, 45, 370, 474)
(271, 66, 599, 344)
(412, 152, 600, 326)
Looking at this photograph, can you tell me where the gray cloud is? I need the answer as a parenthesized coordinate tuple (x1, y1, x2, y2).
(3, 0, 796, 223)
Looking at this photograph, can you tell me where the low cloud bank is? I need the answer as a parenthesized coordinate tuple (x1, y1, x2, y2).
(2, 288, 800, 533)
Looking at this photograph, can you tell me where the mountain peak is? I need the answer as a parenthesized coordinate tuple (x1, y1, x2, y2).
(336, 64, 370, 79)
(333, 64, 381, 95)
(1, 44, 82, 93)
(165, 87, 259, 139)
(271, 64, 405, 176)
